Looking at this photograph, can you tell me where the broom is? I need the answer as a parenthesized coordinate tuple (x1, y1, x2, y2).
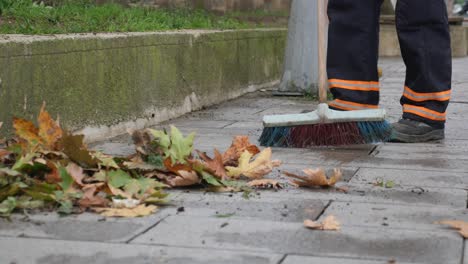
(259, 0, 391, 148)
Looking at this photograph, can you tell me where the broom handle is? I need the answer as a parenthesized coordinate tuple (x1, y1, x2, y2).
(317, 0, 328, 103)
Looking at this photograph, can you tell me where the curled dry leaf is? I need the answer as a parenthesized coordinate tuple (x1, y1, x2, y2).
(78, 183, 109, 209)
(284, 168, 342, 188)
(196, 149, 228, 179)
(226, 148, 281, 179)
(304, 215, 340, 231)
(66, 162, 86, 186)
(94, 204, 157, 218)
(247, 179, 282, 189)
(152, 170, 200, 188)
(436, 220, 468, 238)
(222, 136, 260, 166)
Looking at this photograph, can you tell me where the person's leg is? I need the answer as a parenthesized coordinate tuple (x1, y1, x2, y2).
(327, 0, 383, 111)
(392, 0, 452, 142)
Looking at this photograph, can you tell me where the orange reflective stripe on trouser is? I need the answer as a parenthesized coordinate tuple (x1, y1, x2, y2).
(403, 86, 451, 102)
(329, 99, 379, 111)
(403, 104, 446, 121)
(328, 79, 380, 92)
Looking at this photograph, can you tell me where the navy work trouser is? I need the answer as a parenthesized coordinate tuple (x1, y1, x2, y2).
(327, 0, 452, 128)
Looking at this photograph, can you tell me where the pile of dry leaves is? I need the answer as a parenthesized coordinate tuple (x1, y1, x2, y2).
(0, 105, 286, 218)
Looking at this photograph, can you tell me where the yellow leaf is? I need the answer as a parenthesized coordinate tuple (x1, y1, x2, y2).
(436, 220, 468, 238)
(226, 148, 281, 179)
(38, 103, 63, 149)
(304, 215, 340, 231)
(284, 168, 342, 188)
(94, 204, 157, 218)
(13, 117, 42, 146)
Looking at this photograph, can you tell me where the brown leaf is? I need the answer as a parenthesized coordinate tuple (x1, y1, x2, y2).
(222, 136, 260, 166)
(66, 162, 86, 186)
(93, 204, 157, 217)
(153, 170, 200, 187)
(304, 215, 340, 231)
(13, 117, 42, 146)
(44, 162, 61, 184)
(196, 149, 228, 179)
(247, 179, 282, 189)
(59, 131, 98, 168)
(226, 148, 281, 179)
(38, 103, 63, 150)
(284, 168, 342, 188)
(163, 158, 193, 175)
(78, 183, 109, 208)
(436, 220, 468, 238)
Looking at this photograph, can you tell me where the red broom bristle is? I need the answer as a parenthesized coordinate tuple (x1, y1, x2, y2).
(288, 122, 365, 147)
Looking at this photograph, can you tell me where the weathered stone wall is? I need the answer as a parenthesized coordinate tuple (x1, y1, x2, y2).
(99, 0, 291, 12)
(0, 29, 286, 141)
(379, 25, 467, 57)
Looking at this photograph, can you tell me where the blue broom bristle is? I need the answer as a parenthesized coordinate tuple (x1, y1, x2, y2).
(259, 120, 391, 147)
(357, 120, 392, 144)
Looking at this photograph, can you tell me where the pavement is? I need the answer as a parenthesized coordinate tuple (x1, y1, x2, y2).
(1, 57, 468, 264)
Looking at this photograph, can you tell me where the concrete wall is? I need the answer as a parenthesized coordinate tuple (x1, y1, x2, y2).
(0, 29, 286, 141)
(379, 25, 467, 57)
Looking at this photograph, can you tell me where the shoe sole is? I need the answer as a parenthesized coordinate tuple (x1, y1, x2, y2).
(390, 129, 444, 143)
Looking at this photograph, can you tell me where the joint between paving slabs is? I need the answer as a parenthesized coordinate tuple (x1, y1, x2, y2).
(315, 200, 333, 220)
(367, 145, 380, 156)
(277, 253, 288, 264)
(125, 214, 171, 244)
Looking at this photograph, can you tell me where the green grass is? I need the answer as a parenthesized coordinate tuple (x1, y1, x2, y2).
(0, 0, 249, 34)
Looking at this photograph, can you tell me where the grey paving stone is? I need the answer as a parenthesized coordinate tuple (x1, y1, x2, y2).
(320, 201, 468, 230)
(132, 215, 463, 264)
(282, 255, 415, 264)
(254, 182, 467, 208)
(0, 237, 283, 264)
(351, 167, 468, 189)
(0, 210, 169, 243)
(166, 192, 327, 222)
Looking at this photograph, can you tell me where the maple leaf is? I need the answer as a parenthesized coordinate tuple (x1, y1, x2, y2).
(196, 149, 228, 179)
(149, 126, 195, 164)
(304, 215, 340, 231)
(13, 117, 43, 147)
(92, 152, 119, 169)
(38, 103, 63, 150)
(152, 170, 200, 187)
(222, 136, 260, 166)
(225, 148, 281, 179)
(59, 131, 98, 168)
(284, 168, 342, 188)
(247, 179, 282, 189)
(436, 220, 468, 238)
(78, 183, 109, 209)
(66, 162, 86, 186)
(93, 204, 157, 218)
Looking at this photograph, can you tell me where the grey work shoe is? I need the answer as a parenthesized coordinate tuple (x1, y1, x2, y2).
(390, 119, 444, 143)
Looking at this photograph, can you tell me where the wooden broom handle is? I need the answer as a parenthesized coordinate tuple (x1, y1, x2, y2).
(318, 0, 328, 103)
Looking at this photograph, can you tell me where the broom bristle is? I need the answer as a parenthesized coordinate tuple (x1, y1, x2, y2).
(259, 121, 391, 147)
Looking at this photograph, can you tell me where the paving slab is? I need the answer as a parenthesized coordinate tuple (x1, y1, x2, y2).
(282, 255, 415, 264)
(0, 237, 284, 264)
(351, 167, 468, 189)
(0, 211, 169, 243)
(250, 181, 467, 208)
(320, 201, 468, 230)
(132, 215, 463, 264)
(165, 192, 327, 222)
